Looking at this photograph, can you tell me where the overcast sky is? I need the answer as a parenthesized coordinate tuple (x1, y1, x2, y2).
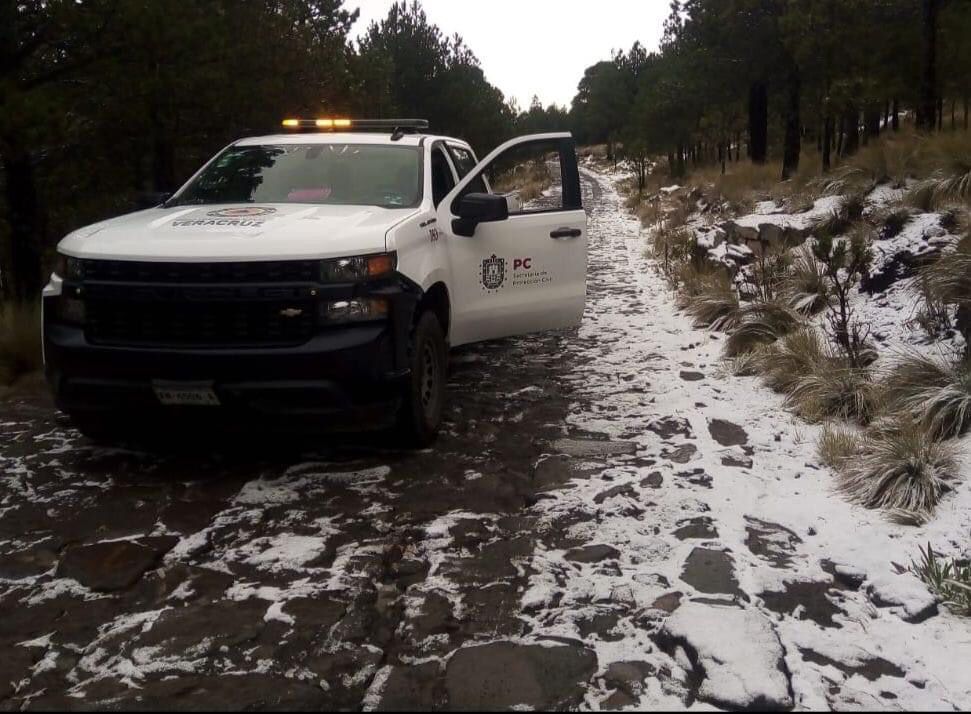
(349, 0, 669, 109)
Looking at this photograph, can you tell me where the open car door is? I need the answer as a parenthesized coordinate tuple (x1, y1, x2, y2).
(436, 133, 587, 346)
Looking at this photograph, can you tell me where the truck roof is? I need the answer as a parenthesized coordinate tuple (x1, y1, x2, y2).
(235, 133, 464, 148)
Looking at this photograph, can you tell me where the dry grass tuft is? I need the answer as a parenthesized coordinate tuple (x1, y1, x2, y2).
(757, 328, 827, 393)
(724, 301, 804, 357)
(818, 425, 860, 469)
(786, 362, 878, 423)
(879, 207, 912, 239)
(835, 418, 960, 523)
(0, 303, 43, 387)
(922, 247, 971, 307)
(678, 272, 741, 331)
(882, 352, 971, 440)
(784, 244, 830, 315)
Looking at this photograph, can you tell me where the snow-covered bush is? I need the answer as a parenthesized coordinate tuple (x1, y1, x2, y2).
(678, 272, 741, 331)
(723, 301, 803, 357)
(786, 363, 878, 424)
(818, 425, 859, 469)
(757, 328, 827, 394)
(921, 248, 971, 352)
(836, 418, 960, 524)
(883, 352, 971, 440)
(812, 225, 875, 368)
(783, 245, 830, 315)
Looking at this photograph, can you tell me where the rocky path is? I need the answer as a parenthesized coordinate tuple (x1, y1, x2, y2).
(1, 169, 970, 711)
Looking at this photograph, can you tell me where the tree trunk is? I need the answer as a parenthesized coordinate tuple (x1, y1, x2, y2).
(917, 0, 939, 132)
(892, 97, 900, 131)
(952, 99, 957, 131)
(864, 104, 881, 142)
(842, 106, 860, 156)
(822, 111, 834, 173)
(748, 80, 769, 164)
(965, 95, 969, 131)
(0, 138, 45, 302)
(720, 140, 727, 175)
(734, 132, 741, 161)
(781, 67, 801, 180)
(937, 97, 944, 131)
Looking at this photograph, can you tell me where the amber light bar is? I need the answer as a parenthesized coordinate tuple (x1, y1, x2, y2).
(281, 118, 429, 132)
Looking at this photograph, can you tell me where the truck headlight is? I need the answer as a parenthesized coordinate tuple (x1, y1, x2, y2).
(319, 298, 388, 325)
(319, 253, 395, 283)
(53, 253, 85, 281)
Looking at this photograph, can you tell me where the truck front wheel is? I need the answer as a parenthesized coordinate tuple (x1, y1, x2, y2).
(396, 310, 447, 447)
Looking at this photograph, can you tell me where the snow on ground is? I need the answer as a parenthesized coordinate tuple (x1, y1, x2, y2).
(2, 164, 969, 711)
(731, 195, 845, 232)
(513, 168, 971, 710)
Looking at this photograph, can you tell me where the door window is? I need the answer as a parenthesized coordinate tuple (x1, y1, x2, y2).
(431, 147, 456, 207)
(452, 137, 581, 216)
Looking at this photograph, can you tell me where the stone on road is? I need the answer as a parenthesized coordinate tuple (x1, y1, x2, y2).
(444, 642, 597, 711)
(56, 540, 169, 592)
(657, 602, 793, 710)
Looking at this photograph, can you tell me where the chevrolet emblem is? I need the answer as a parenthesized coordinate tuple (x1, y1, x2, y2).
(279, 308, 304, 318)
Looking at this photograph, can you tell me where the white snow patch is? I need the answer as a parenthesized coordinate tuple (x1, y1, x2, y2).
(662, 603, 793, 709)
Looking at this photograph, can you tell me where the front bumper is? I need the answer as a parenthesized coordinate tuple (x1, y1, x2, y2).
(44, 309, 408, 425)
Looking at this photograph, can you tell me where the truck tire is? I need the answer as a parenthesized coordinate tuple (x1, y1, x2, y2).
(396, 310, 447, 448)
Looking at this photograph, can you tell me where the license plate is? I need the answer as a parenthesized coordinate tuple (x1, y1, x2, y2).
(152, 381, 220, 407)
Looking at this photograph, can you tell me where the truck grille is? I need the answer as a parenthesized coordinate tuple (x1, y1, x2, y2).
(80, 259, 319, 283)
(80, 260, 318, 348)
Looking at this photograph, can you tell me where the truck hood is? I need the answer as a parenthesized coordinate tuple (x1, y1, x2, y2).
(58, 203, 418, 261)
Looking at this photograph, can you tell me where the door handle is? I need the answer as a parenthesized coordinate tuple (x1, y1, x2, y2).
(550, 227, 582, 239)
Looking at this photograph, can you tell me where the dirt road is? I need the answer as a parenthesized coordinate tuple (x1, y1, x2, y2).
(1, 169, 969, 711)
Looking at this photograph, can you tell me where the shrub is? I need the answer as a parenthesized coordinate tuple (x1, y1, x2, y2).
(0, 303, 43, 387)
(727, 349, 766, 377)
(724, 301, 804, 357)
(922, 249, 971, 307)
(812, 210, 854, 240)
(652, 226, 696, 282)
(906, 165, 971, 212)
(911, 544, 971, 616)
(938, 207, 966, 235)
(786, 363, 878, 423)
(907, 179, 938, 212)
(813, 225, 875, 367)
(784, 244, 830, 315)
(879, 207, 912, 240)
(739, 250, 791, 303)
(835, 418, 960, 523)
(811, 165, 875, 198)
(912, 273, 953, 338)
(883, 352, 971, 440)
(758, 328, 827, 393)
(679, 273, 741, 331)
(818, 425, 860, 469)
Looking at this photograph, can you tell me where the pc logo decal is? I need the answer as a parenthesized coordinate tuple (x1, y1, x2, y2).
(480, 254, 506, 292)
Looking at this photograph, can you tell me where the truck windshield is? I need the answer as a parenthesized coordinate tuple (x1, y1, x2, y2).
(170, 144, 422, 209)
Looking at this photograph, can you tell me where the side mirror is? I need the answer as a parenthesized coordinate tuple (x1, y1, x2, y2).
(135, 191, 173, 210)
(452, 192, 509, 237)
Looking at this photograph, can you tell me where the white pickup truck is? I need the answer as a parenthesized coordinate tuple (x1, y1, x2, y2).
(43, 119, 588, 445)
